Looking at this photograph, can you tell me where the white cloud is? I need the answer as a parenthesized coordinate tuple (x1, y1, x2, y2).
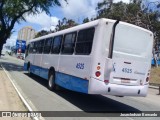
(24, 0, 130, 29)
(25, 12, 59, 31)
(6, 35, 17, 46)
(61, 0, 103, 20)
(4, 0, 132, 47)
(60, 0, 130, 21)
(51, 17, 59, 30)
(114, 0, 130, 3)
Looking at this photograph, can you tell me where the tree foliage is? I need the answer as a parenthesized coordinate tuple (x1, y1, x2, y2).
(0, 0, 66, 54)
(54, 17, 78, 32)
(83, 17, 90, 23)
(35, 0, 160, 51)
(34, 30, 50, 38)
(35, 17, 78, 38)
(36, 0, 160, 51)
(96, 0, 160, 50)
(17, 0, 160, 52)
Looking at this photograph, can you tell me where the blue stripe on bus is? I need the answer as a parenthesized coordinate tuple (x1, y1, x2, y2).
(24, 63, 28, 71)
(24, 64, 88, 94)
(55, 72, 88, 94)
(40, 68, 49, 79)
(31, 65, 40, 76)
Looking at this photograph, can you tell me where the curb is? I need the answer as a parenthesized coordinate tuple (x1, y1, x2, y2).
(1, 65, 39, 120)
(149, 85, 159, 90)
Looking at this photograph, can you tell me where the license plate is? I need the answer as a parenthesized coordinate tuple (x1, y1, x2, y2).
(121, 79, 130, 83)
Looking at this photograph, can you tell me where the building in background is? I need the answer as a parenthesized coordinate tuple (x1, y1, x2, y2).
(16, 26, 36, 59)
(18, 26, 36, 41)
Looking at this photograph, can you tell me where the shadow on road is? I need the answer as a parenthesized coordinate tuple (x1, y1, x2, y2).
(25, 73, 141, 113)
(0, 61, 24, 72)
(0, 60, 141, 113)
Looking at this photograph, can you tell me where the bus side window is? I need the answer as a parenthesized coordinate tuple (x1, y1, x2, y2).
(43, 38, 52, 54)
(33, 42, 38, 53)
(51, 35, 62, 54)
(61, 32, 77, 54)
(37, 40, 44, 54)
(37, 41, 41, 54)
(75, 28, 95, 55)
(29, 42, 34, 54)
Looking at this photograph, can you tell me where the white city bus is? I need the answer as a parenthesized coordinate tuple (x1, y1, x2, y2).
(24, 18, 153, 97)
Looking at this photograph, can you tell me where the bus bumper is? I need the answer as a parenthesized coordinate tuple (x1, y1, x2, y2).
(88, 78, 149, 97)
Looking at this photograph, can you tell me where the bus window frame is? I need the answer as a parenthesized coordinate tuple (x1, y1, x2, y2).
(37, 39, 45, 54)
(75, 27, 95, 55)
(51, 35, 63, 54)
(61, 32, 77, 55)
(43, 37, 53, 54)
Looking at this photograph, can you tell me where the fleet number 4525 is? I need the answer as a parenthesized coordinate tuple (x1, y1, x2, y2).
(122, 68, 132, 73)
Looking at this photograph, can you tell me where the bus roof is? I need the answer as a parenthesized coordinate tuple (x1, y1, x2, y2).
(28, 18, 152, 43)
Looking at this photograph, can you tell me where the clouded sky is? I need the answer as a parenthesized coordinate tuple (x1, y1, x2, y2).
(7, 0, 153, 46)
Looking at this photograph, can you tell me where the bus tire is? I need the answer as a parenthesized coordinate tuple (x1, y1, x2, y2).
(48, 70, 60, 91)
(48, 71, 56, 91)
(27, 63, 32, 76)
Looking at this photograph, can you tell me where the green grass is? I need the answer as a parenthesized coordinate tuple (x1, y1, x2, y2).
(150, 67, 160, 85)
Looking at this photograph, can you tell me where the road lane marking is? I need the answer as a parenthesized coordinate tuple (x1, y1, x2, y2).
(1, 64, 40, 120)
(1, 63, 138, 120)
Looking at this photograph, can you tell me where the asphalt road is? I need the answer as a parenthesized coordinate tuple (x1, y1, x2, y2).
(0, 55, 160, 120)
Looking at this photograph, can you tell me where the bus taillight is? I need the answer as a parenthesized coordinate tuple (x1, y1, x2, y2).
(95, 71, 101, 77)
(104, 80, 109, 83)
(95, 64, 101, 77)
(146, 71, 150, 83)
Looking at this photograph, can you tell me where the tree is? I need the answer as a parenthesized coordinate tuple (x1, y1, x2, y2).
(95, 0, 160, 67)
(96, 0, 160, 46)
(55, 18, 78, 31)
(0, 0, 67, 55)
(34, 30, 49, 38)
(35, 18, 78, 38)
(83, 17, 90, 23)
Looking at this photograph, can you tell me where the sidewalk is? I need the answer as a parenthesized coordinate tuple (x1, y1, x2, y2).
(0, 66, 31, 120)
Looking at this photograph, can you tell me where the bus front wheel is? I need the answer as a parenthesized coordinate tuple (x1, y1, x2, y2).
(48, 71, 56, 91)
(27, 63, 32, 76)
